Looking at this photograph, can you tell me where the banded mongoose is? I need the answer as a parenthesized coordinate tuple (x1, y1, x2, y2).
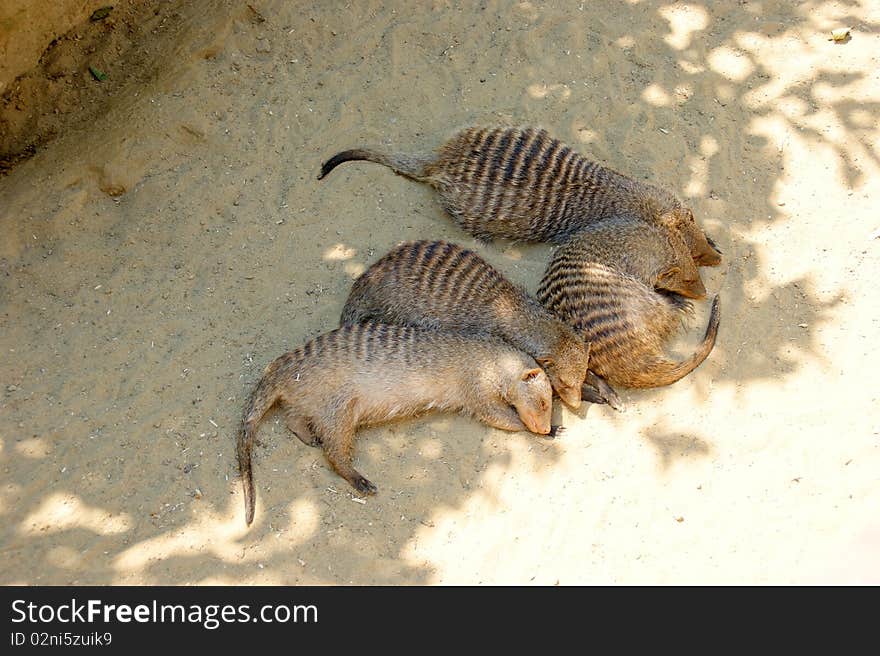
(318, 125, 722, 269)
(569, 215, 708, 300)
(237, 322, 554, 525)
(340, 239, 620, 409)
(537, 224, 720, 389)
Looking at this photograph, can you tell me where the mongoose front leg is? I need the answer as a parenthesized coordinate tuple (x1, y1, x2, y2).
(477, 400, 561, 438)
(480, 403, 561, 438)
(475, 401, 529, 433)
(580, 386, 608, 406)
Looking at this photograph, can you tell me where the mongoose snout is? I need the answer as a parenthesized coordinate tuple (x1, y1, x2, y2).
(667, 208, 722, 268)
(658, 266, 707, 300)
(508, 366, 554, 435)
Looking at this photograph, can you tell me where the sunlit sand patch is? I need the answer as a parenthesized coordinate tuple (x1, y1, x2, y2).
(752, 109, 853, 182)
(700, 135, 719, 158)
(418, 438, 444, 460)
(775, 96, 808, 120)
(14, 436, 51, 458)
(500, 246, 524, 260)
(677, 58, 705, 74)
(673, 84, 693, 103)
(323, 243, 357, 261)
(400, 439, 565, 583)
(527, 83, 571, 100)
(426, 417, 452, 431)
(344, 261, 365, 278)
(642, 83, 672, 107)
(19, 493, 131, 536)
(574, 126, 598, 143)
(112, 498, 320, 577)
(708, 46, 755, 82)
(284, 498, 320, 541)
(716, 82, 736, 105)
(514, 1, 539, 21)
(660, 4, 709, 50)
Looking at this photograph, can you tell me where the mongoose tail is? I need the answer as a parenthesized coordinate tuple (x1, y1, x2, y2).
(318, 148, 431, 181)
(237, 356, 289, 526)
(628, 295, 721, 388)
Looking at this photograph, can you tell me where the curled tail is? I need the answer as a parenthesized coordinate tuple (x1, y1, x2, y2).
(317, 148, 432, 181)
(629, 295, 721, 388)
(237, 356, 289, 526)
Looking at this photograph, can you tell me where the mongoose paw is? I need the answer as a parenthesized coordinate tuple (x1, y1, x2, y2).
(354, 476, 378, 495)
(580, 387, 608, 406)
(602, 392, 626, 413)
(582, 380, 626, 413)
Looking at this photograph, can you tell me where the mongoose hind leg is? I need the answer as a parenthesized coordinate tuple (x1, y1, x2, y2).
(584, 371, 626, 412)
(316, 401, 377, 495)
(283, 405, 320, 447)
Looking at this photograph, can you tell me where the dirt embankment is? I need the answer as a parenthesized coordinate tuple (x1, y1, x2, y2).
(0, 1, 241, 173)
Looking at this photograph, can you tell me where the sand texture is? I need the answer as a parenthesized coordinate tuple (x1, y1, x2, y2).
(0, 0, 878, 585)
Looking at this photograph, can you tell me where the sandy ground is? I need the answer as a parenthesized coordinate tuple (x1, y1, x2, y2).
(1, 0, 878, 585)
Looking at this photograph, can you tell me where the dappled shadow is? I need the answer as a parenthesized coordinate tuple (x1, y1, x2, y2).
(316, 0, 874, 468)
(0, 0, 876, 584)
(642, 428, 712, 472)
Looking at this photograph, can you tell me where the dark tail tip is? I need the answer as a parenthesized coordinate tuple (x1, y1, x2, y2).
(318, 149, 367, 180)
(706, 294, 721, 337)
(242, 466, 255, 526)
(238, 424, 256, 526)
(705, 234, 723, 255)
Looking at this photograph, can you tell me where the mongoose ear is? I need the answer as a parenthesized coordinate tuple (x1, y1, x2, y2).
(535, 356, 554, 368)
(522, 368, 543, 382)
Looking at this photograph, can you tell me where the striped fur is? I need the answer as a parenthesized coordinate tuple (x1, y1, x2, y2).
(537, 222, 720, 389)
(318, 126, 722, 266)
(340, 240, 612, 409)
(237, 322, 553, 525)
(556, 215, 707, 300)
